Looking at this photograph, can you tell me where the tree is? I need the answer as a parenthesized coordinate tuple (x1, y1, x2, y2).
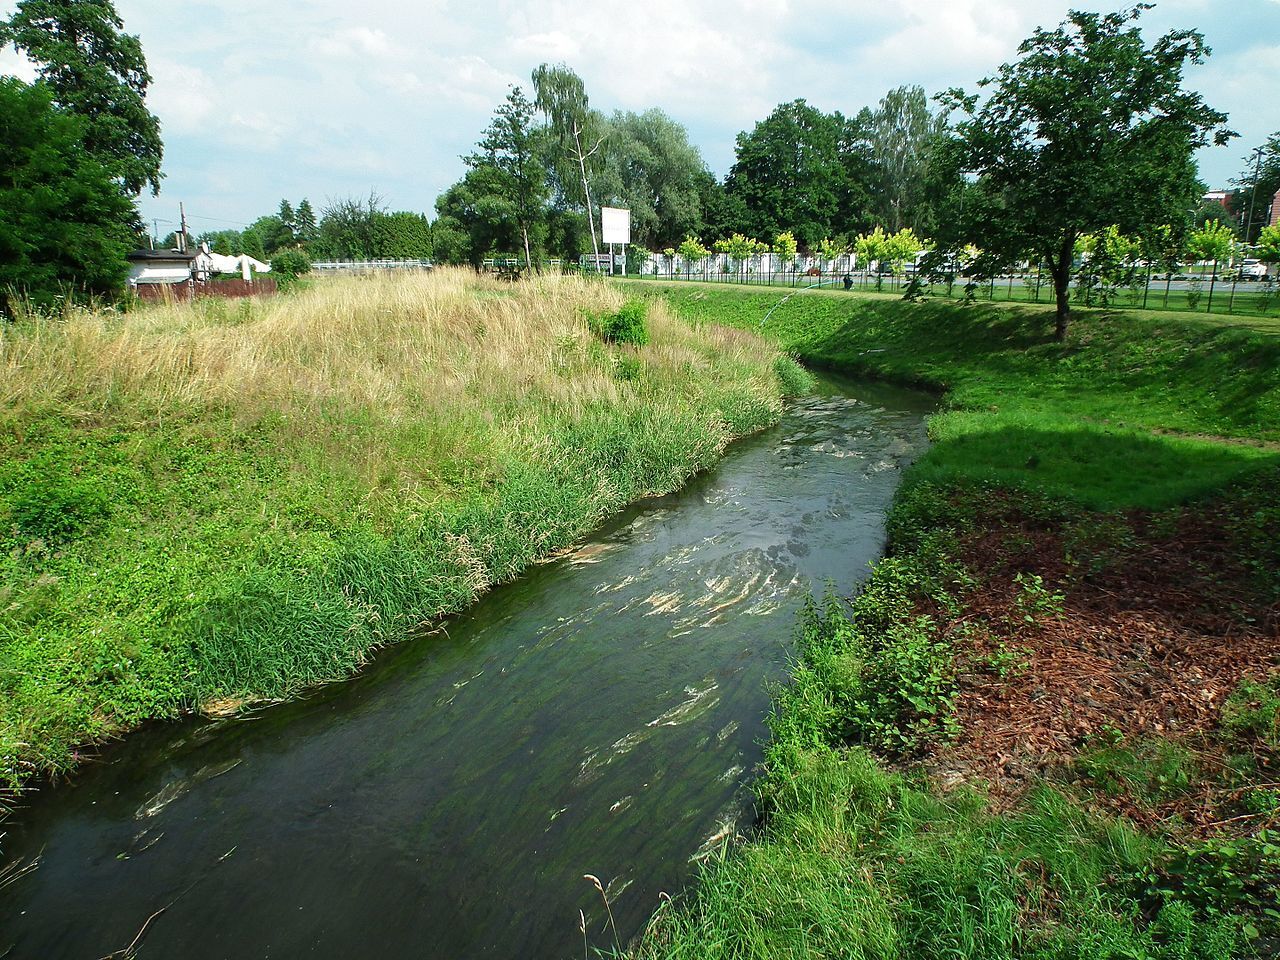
(277, 200, 295, 232)
(315, 193, 386, 260)
(860, 85, 948, 234)
(938, 6, 1233, 340)
(371, 211, 432, 260)
(773, 231, 798, 274)
(1, 0, 163, 197)
(0, 76, 136, 307)
(724, 100, 872, 247)
(532, 63, 606, 265)
(295, 199, 318, 246)
(1185, 219, 1236, 265)
(467, 85, 547, 270)
(676, 234, 710, 278)
(1256, 225, 1280, 275)
(596, 109, 709, 249)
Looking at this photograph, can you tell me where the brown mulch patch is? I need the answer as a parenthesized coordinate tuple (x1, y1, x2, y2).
(928, 494, 1280, 833)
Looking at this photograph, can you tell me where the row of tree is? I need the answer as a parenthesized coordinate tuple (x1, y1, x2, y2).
(192, 196, 433, 264)
(430, 65, 959, 269)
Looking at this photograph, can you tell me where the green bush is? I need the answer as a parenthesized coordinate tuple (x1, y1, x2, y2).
(270, 249, 312, 282)
(588, 299, 649, 346)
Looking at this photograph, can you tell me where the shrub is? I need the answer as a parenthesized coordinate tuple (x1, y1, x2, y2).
(270, 250, 312, 283)
(587, 299, 649, 346)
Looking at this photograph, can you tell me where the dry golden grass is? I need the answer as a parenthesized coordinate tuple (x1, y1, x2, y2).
(0, 269, 790, 783)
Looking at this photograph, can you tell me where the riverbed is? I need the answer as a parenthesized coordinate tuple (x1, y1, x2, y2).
(1, 372, 932, 959)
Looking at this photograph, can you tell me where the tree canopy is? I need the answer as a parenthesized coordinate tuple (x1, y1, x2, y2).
(723, 99, 872, 248)
(0, 76, 137, 307)
(938, 5, 1233, 339)
(2, 0, 163, 198)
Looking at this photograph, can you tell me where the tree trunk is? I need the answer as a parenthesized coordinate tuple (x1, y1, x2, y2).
(1051, 235, 1075, 342)
(573, 125, 600, 268)
(522, 225, 533, 273)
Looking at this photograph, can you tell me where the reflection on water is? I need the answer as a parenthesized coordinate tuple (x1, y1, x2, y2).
(0, 373, 932, 959)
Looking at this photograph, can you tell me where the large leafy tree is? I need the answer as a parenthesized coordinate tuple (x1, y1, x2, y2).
(939, 6, 1232, 340)
(1, 0, 163, 197)
(532, 63, 606, 262)
(859, 85, 949, 235)
(0, 76, 136, 306)
(596, 109, 709, 249)
(724, 100, 873, 248)
(466, 85, 548, 269)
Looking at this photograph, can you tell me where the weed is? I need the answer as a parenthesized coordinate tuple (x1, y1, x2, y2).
(1012, 572, 1066, 624)
(1222, 674, 1280, 747)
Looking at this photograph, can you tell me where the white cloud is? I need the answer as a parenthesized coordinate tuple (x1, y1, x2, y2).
(3, 0, 1257, 228)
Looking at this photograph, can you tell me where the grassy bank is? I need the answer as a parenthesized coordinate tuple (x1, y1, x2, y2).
(632, 284, 1280, 958)
(0, 271, 795, 786)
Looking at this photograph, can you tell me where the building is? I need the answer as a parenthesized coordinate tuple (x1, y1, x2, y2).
(1271, 187, 1280, 229)
(126, 249, 196, 288)
(1203, 189, 1232, 209)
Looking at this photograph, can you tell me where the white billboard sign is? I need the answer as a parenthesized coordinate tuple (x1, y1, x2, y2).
(601, 207, 631, 245)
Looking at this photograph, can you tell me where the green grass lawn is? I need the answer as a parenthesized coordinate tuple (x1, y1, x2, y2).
(629, 281, 1280, 509)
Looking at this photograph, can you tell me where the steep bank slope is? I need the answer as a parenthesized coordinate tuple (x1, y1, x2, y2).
(0, 272, 794, 785)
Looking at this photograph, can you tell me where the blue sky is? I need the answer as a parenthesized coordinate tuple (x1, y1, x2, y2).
(3, 0, 1278, 237)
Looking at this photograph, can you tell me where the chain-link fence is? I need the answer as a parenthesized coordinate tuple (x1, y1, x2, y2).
(638, 255, 1280, 319)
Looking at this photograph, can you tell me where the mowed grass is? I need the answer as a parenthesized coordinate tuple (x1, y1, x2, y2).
(630, 283, 1280, 959)
(633, 282, 1280, 509)
(0, 270, 792, 785)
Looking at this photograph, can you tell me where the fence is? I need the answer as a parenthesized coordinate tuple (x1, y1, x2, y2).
(311, 259, 434, 271)
(133, 277, 279, 302)
(639, 256, 1280, 320)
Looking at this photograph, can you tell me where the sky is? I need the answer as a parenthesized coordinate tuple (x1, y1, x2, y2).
(2, 0, 1278, 238)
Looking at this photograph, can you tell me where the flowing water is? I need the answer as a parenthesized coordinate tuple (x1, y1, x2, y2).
(1, 373, 933, 959)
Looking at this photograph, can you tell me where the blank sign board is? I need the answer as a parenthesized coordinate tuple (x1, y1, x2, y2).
(601, 207, 631, 245)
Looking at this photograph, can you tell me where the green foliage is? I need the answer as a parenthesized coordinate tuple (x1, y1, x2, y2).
(1077, 737, 1198, 806)
(858, 84, 951, 236)
(772, 355, 814, 397)
(1186, 220, 1237, 265)
(1011, 572, 1065, 624)
(463, 85, 549, 267)
(587, 299, 649, 346)
(270, 249, 312, 283)
(772, 230, 797, 264)
(937, 6, 1233, 338)
(1156, 832, 1280, 924)
(1221, 674, 1280, 746)
(2, 0, 164, 197)
(723, 99, 873, 247)
(597, 109, 709, 249)
(0, 76, 136, 306)
(1257, 225, 1280, 267)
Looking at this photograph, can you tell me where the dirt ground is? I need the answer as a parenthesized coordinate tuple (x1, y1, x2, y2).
(928, 494, 1280, 834)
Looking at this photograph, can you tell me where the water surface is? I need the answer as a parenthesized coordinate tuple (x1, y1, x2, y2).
(1, 373, 932, 959)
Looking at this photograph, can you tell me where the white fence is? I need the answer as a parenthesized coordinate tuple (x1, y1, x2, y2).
(311, 259, 433, 271)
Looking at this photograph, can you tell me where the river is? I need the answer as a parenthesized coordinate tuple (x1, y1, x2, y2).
(0, 372, 932, 959)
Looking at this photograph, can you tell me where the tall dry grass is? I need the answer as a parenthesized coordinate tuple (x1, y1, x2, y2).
(0, 270, 789, 784)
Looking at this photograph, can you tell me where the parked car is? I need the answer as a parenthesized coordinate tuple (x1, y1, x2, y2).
(1237, 258, 1267, 281)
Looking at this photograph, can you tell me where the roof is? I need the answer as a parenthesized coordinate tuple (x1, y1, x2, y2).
(127, 248, 196, 262)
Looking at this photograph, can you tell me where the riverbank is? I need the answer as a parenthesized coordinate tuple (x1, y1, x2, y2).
(0, 272, 796, 787)
(631, 283, 1280, 958)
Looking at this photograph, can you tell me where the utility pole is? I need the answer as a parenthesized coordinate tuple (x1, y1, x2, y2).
(151, 219, 158, 249)
(1243, 145, 1265, 246)
(178, 202, 190, 253)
